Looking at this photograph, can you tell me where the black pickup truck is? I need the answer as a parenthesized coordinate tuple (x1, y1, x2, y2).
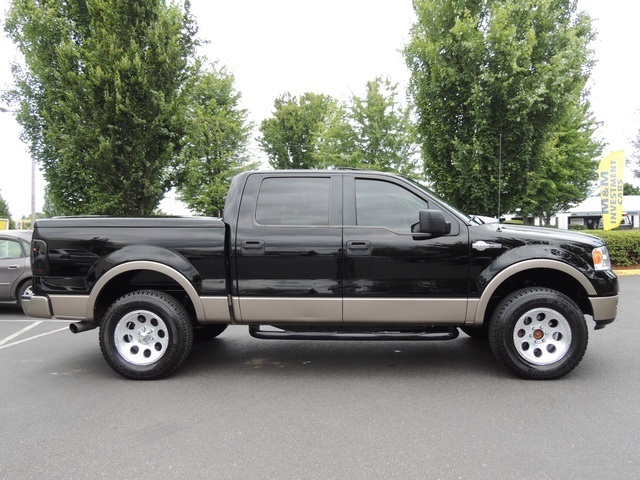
(22, 170, 618, 380)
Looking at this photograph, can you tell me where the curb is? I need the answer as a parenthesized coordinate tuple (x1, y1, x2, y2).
(613, 269, 640, 276)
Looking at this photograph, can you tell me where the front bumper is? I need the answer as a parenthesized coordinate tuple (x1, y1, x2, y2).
(589, 295, 618, 329)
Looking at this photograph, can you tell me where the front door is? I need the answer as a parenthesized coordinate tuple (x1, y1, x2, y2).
(342, 175, 470, 325)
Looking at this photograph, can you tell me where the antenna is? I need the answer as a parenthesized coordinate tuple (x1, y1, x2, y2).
(497, 133, 502, 221)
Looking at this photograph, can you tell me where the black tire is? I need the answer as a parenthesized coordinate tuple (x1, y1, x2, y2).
(488, 287, 588, 380)
(99, 290, 193, 380)
(17, 280, 33, 307)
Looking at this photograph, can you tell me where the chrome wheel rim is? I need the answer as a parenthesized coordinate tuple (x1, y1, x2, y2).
(513, 307, 572, 366)
(114, 310, 169, 366)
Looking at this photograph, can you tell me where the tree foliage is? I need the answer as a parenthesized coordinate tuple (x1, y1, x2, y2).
(173, 66, 256, 216)
(0, 191, 15, 229)
(4, 0, 198, 215)
(405, 0, 600, 217)
(259, 92, 337, 170)
(633, 127, 640, 180)
(522, 98, 600, 224)
(624, 183, 640, 196)
(320, 77, 421, 177)
(259, 79, 420, 176)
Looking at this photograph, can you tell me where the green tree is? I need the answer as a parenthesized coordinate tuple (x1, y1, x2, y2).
(321, 77, 420, 177)
(522, 100, 601, 224)
(0, 191, 15, 229)
(4, 0, 199, 215)
(633, 127, 640, 180)
(174, 66, 256, 216)
(405, 0, 598, 216)
(259, 92, 337, 169)
(624, 183, 640, 196)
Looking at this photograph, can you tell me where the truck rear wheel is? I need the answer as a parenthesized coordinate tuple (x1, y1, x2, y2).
(488, 287, 588, 380)
(99, 290, 193, 380)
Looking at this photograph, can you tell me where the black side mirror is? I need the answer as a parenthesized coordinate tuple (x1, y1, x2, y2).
(418, 209, 451, 235)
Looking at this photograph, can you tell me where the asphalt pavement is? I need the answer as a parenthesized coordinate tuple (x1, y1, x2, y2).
(1, 277, 639, 479)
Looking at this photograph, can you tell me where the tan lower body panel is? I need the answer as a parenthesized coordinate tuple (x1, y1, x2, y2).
(49, 295, 90, 320)
(344, 298, 469, 324)
(232, 297, 470, 325)
(200, 297, 231, 324)
(233, 297, 342, 324)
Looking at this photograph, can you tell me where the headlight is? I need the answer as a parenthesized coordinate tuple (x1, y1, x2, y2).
(592, 246, 611, 271)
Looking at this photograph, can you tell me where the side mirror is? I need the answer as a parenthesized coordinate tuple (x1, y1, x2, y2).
(418, 209, 451, 235)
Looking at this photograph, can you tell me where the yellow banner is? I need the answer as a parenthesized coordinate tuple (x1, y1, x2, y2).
(599, 150, 625, 230)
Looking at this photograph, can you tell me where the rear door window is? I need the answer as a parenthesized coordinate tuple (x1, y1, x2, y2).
(256, 177, 331, 226)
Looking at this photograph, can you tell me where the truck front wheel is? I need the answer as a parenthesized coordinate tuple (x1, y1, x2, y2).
(488, 287, 588, 380)
(99, 290, 193, 380)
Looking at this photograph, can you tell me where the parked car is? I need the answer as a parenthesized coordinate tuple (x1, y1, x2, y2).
(0, 230, 33, 306)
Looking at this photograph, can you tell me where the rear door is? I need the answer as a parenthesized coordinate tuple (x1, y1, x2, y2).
(232, 173, 343, 323)
(342, 174, 470, 325)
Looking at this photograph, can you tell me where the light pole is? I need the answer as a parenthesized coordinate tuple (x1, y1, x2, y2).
(0, 105, 36, 228)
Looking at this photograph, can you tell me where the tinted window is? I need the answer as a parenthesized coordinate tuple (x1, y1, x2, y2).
(356, 179, 429, 232)
(256, 177, 331, 226)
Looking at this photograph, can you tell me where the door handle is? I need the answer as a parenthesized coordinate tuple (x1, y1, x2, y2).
(346, 240, 371, 256)
(8, 265, 20, 270)
(241, 240, 265, 256)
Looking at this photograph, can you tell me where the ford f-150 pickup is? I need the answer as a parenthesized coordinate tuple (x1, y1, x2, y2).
(22, 170, 619, 380)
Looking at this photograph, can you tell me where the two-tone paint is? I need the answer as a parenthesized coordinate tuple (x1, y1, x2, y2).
(23, 171, 619, 331)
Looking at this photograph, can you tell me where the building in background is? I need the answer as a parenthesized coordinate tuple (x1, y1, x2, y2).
(556, 196, 640, 230)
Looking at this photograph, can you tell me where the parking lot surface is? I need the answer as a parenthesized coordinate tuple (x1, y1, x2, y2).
(1, 277, 639, 479)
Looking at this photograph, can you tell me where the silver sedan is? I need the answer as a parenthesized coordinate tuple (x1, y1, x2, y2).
(0, 230, 32, 306)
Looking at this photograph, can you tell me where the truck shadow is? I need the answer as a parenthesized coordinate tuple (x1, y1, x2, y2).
(182, 331, 505, 380)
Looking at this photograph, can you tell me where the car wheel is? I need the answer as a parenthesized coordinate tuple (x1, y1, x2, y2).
(193, 324, 228, 343)
(488, 287, 588, 380)
(17, 280, 33, 307)
(99, 290, 193, 380)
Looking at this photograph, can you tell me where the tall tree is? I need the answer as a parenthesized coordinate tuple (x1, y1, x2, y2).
(321, 77, 420, 177)
(174, 66, 256, 216)
(405, 0, 598, 216)
(633, 127, 640, 180)
(522, 98, 601, 224)
(259, 92, 337, 169)
(0, 191, 15, 229)
(4, 0, 199, 215)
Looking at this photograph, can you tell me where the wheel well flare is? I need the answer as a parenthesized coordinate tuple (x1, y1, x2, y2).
(87, 262, 203, 323)
(477, 265, 593, 327)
